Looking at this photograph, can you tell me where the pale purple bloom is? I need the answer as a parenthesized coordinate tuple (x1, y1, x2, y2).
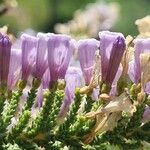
(99, 31, 125, 86)
(32, 33, 48, 79)
(64, 67, 82, 104)
(12, 29, 37, 49)
(42, 68, 50, 89)
(59, 67, 82, 118)
(109, 65, 123, 96)
(78, 39, 99, 85)
(145, 82, 150, 95)
(70, 39, 77, 55)
(47, 34, 73, 87)
(129, 61, 150, 94)
(12, 39, 21, 49)
(37, 68, 51, 107)
(0, 34, 12, 86)
(105, 37, 125, 86)
(130, 38, 150, 83)
(7, 49, 21, 90)
(36, 85, 44, 107)
(92, 87, 99, 100)
(142, 106, 150, 123)
(70, 39, 81, 68)
(21, 34, 38, 81)
(128, 38, 150, 94)
(128, 60, 136, 83)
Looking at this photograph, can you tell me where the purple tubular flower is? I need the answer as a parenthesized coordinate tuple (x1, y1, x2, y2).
(78, 39, 99, 85)
(37, 68, 50, 107)
(32, 33, 48, 79)
(109, 65, 123, 96)
(47, 34, 73, 85)
(7, 49, 21, 90)
(128, 60, 136, 83)
(59, 67, 82, 118)
(21, 34, 38, 81)
(145, 82, 150, 94)
(42, 68, 50, 89)
(92, 88, 100, 100)
(134, 38, 150, 83)
(0, 34, 12, 87)
(142, 106, 150, 123)
(105, 37, 125, 86)
(129, 61, 150, 94)
(99, 31, 125, 86)
(36, 85, 44, 107)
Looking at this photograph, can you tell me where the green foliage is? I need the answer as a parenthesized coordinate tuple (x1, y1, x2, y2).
(2, 90, 23, 130)
(84, 95, 94, 113)
(0, 79, 150, 149)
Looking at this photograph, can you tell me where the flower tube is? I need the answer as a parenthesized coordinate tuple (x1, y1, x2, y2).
(21, 34, 38, 81)
(32, 33, 48, 79)
(78, 39, 99, 85)
(7, 49, 21, 90)
(47, 34, 74, 88)
(99, 31, 125, 87)
(59, 67, 82, 119)
(0, 34, 12, 88)
(132, 38, 150, 83)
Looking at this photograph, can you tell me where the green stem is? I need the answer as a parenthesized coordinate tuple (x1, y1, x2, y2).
(8, 110, 31, 140)
(0, 93, 6, 134)
(84, 95, 94, 113)
(58, 89, 82, 136)
(26, 90, 56, 137)
(9, 78, 40, 138)
(2, 89, 23, 130)
(0, 93, 5, 116)
(47, 90, 64, 131)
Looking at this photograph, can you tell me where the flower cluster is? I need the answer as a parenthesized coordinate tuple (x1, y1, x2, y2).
(0, 18, 150, 149)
